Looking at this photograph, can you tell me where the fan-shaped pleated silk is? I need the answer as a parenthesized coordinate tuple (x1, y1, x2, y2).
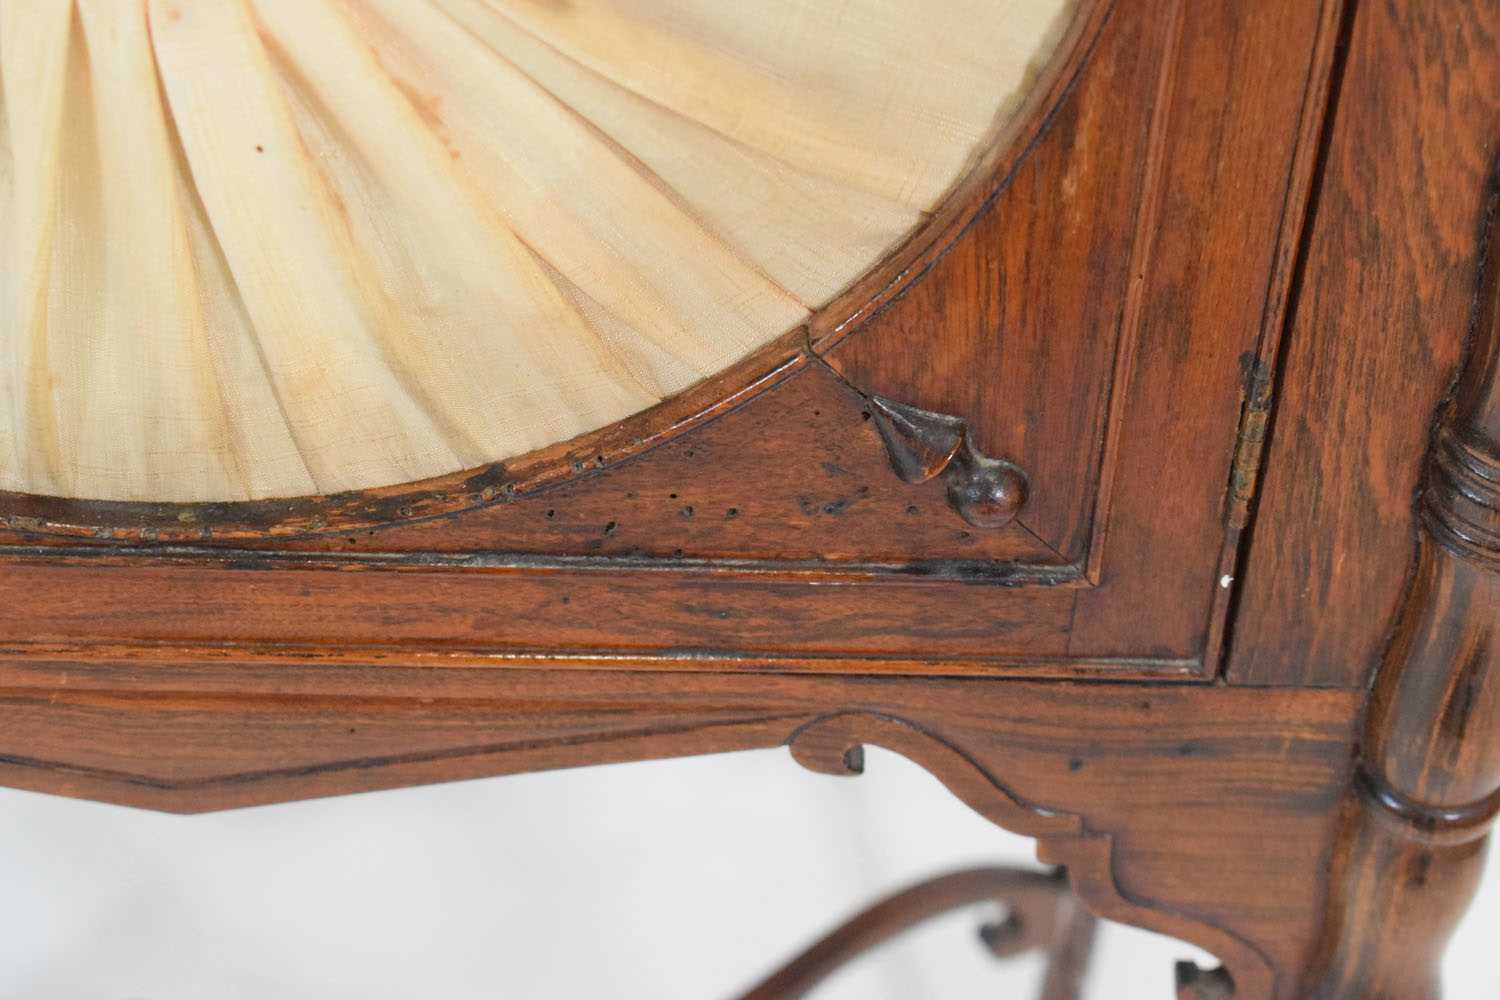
(0, 0, 1075, 502)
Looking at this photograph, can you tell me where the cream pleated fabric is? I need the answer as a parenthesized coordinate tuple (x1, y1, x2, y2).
(0, 0, 1075, 502)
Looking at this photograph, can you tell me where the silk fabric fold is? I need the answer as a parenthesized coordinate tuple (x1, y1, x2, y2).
(0, 0, 1073, 500)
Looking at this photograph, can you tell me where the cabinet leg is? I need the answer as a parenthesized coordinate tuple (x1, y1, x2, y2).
(1304, 186, 1500, 998)
(1307, 791, 1492, 999)
(1301, 540, 1500, 1000)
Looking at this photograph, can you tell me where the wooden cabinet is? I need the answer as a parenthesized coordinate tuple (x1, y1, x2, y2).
(1, 1, 1496, 997)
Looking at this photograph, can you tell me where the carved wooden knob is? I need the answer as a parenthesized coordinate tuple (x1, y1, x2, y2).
(867, 395, 1029, 529)
(946, 448, 1029, 529)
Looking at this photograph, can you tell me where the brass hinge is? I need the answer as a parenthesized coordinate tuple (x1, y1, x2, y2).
(1226, 355, 1274, 529)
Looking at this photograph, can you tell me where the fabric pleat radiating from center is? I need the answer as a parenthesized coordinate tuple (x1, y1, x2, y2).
(0, 0, 1076, 501)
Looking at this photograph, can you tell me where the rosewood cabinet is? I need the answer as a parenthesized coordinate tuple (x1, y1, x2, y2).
(1, 1, 1497, 997)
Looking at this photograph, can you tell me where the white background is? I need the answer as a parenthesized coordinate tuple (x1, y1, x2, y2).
(1, 747, 1496, 999)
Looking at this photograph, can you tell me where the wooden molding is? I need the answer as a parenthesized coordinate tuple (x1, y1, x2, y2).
(1423, 425, 1500, 572)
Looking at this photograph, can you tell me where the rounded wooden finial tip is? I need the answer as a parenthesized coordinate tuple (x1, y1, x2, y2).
(948, 455, 1029, 529)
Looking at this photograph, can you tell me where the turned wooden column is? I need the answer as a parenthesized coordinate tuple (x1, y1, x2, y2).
(1306, 187, 1500, 998)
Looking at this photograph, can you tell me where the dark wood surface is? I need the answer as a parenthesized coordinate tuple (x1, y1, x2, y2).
(1303, 135, 1500, 1000)
(0, 666, 1357, 999)
(1228, 0, 1500, 688)
(2, 0, 1497, 997)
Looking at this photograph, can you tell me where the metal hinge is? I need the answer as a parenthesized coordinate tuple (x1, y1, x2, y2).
(1226, 354, 1274, 529)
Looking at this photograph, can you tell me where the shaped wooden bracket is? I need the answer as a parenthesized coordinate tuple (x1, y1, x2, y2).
(787, 711, 1256, 998)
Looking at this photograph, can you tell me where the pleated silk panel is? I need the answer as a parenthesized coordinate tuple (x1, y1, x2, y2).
(0, 0, 1076, 501)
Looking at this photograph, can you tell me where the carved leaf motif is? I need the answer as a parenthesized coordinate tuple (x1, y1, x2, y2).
(866, 396, 1029, 529)
(866, 397, 967, 484)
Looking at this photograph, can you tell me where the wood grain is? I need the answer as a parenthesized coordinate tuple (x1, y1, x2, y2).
(0, 0, 1338, 682)
(1228, 0, 1500, 687)
(0, 663, 1358, 999)
(6, 1, 1493, 995)
(1302, 145, 1500, 1000)
(136, 363, 1063, 566)
(815, 0, 1165, 560)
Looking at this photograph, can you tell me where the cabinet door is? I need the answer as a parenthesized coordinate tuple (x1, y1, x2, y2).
(0, 0, 1335, 681)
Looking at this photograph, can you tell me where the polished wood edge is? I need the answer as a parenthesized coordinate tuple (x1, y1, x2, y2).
(0, 0, 1113, 543)
(0, 538, 1083, 586)
(1304, 161, 1500, 999)
(0, 339, 807, 541)
(1218, 0, 1353, 536)
(1353, 766, 1500, 847)
(0, 643, 1202, 682)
